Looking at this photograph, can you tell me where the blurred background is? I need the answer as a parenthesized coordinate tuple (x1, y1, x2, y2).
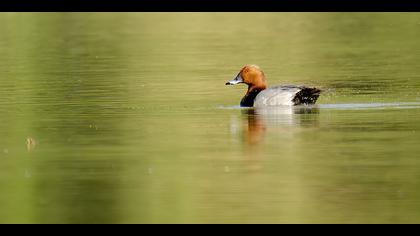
(0, 13, 420, 223)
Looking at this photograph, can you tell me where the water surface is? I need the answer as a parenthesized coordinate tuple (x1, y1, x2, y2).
(0, 13, 420, 223)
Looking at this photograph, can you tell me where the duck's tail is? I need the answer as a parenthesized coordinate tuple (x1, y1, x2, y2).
(292, 87, 322, 105)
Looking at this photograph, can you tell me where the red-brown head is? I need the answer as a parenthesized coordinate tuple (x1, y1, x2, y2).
(226, 65, 268, 90)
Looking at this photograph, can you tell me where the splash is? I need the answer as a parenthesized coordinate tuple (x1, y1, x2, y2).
(319, 102, 420, 110)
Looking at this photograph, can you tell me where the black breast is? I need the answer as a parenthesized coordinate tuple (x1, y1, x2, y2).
(240, 89, 262, 107)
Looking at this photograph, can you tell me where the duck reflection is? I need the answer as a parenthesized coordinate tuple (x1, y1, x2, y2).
(241, 106, 320, 145)
(232, 106, 320, 171)
(244, 109, 266, 146)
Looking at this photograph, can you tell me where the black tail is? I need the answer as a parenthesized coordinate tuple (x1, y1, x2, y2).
(292, 87, 321, 105)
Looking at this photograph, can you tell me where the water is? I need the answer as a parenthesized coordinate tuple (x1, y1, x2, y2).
(0, 13, 420, 223)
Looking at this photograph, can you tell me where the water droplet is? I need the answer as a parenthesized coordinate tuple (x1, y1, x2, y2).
(26, 137, 36, 152)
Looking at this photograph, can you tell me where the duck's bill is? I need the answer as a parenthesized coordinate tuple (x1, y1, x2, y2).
(225, 74, 243, 85)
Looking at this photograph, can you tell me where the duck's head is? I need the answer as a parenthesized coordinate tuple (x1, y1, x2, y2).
(226, 65, 268, 90)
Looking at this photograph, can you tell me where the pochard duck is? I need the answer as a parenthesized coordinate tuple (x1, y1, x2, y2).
(226, 65, 321, 107)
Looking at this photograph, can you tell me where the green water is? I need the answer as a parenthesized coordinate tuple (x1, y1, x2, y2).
(1, 13, 420, 223)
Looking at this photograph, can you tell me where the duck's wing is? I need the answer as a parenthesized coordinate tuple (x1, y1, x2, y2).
(254, 85, 321, 107)
(291, 86, 321, 105)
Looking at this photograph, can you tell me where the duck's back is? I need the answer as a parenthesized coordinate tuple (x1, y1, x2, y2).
(254, 85, 321, 107)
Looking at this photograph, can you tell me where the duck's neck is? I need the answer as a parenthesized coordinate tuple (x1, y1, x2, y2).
(240, 85, 267, 107)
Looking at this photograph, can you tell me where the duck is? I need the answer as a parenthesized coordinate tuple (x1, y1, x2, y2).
(226, 65, 321, 107)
